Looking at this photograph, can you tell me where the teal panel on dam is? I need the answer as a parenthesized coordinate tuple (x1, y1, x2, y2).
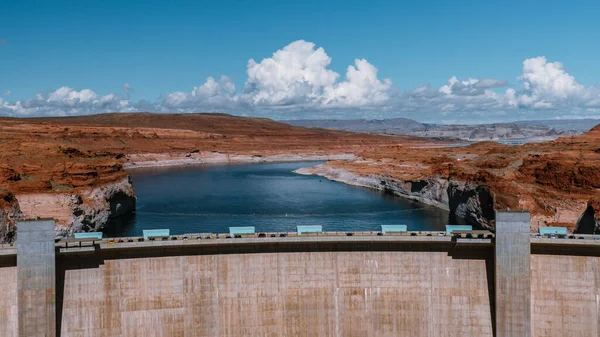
(143, 229, 170, 240)
(445, 225, 472, 235)
(538, 226, 567, 235)
(381, 225, 407, 234)
(229, 226, 255, 236)
(74, 232, 103, 240)
(297, 225, 322, 234)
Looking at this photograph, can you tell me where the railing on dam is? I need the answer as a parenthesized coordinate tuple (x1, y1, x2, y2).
(3, 229, 600, 253)
(2, 228, 499, 257)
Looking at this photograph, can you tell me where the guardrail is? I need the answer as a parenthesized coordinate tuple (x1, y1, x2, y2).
(51, 230, 496, 248)
(8, 229, 600, 251)
(530, 233, 600, 240)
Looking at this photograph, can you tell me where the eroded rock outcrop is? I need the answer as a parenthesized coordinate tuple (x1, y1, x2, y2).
(69, 177, 136, 235)
(295, 165, 496, 229)
(14, 177, 136, 239)
(1, 112, 427, 241)
(575, 195, 600, 234)
(447, 182, 495, 229)
(0, 189, 22, 243)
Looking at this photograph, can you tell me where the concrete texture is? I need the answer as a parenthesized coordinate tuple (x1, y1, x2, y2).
(17, 220, 56, 337)
(495, 211, 531, 337)
(531, 254, 600, 337)
(56, 244, 494, 337)
(0, 258, 17, 337)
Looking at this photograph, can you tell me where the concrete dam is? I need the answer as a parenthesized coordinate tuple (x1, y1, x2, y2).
(1, 212, 599, 337)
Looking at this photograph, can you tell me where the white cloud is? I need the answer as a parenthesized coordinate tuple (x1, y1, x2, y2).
(439, 77, 508, 97)
(0, 86, 131, 117)
(322, 59, 392, 107)
(520, 57, 584, 98)
(507, 56, 588, 109)
(243, 40, 340, 106)
(3, 90, 10, 97)
(163, 76, 239, 110)
(1, 42, 600, 122)
(123, 83, 131, 94)
(48, 86, 97, 103)
(160, 40, 392, 110)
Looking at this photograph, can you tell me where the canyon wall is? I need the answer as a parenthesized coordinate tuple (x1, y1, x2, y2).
(14, 177, 136, 238)
(295, 165, 496, 229)
(575, 195, 600, 234)
(0, 191, 22, 243)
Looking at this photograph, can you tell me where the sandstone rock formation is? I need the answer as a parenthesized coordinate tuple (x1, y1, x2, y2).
(284, 118, 588, 142)
(575, 195, 600, 234)
(297, 124, 600, 232)
(295, 166, 495, 229)
(1, 112, 598, 238)
(70, 177, 136, 233)
(0, 189, 22, 243)
(0, 113, 430, 241)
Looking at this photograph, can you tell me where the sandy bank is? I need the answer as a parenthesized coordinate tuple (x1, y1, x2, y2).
(295, 163, 496, 230)
(124, 152, 356, 169)
(296, 162, 591, 232)
(294, 164, 451, 210)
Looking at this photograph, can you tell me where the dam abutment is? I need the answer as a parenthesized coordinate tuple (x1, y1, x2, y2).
(495, 211, 531, 337)
(16, 219, 56, 337)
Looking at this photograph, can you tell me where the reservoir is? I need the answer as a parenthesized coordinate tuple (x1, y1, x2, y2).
(108, 161, 449, 237)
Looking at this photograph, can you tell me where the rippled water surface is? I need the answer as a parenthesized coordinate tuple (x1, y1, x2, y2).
(107, 161, 450, 236)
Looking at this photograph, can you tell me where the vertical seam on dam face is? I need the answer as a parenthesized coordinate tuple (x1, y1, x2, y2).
(17, 220, 56, 337)
(495, 211, 531, 337)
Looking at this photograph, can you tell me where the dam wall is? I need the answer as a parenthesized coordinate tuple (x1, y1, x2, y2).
(531, 254, 600, 336)
(2, 214, 600, 336)
(4, 241, 599, 336)
(55, 243, 493, 337)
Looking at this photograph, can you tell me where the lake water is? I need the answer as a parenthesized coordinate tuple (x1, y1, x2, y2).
(107, 161, 450, 237)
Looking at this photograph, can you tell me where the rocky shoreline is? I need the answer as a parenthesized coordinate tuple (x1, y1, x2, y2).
(8, 177, 136, 242)
(1, 153, 358, 243)
(295, 164, 495, 229)
(2, 113, 599, 242)
(124, 152, 356, 169)
(295, 160, 599, 234)
(4, 150, 598, 242)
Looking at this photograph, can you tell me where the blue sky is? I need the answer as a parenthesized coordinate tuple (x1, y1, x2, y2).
(1, 0, 600, 122)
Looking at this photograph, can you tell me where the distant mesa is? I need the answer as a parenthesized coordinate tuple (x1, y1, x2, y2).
(282, 117, 599, 142)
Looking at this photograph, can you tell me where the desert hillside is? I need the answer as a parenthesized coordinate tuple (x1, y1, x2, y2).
(300, 124, 600, 232)
(1, 112, 599, 242)
(283, 118, 591, 142)
(0, 112, 433, 242)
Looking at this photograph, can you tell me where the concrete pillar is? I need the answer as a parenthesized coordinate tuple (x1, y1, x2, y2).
(495, 211, 531, 337)
(17, 219, 56, 337)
